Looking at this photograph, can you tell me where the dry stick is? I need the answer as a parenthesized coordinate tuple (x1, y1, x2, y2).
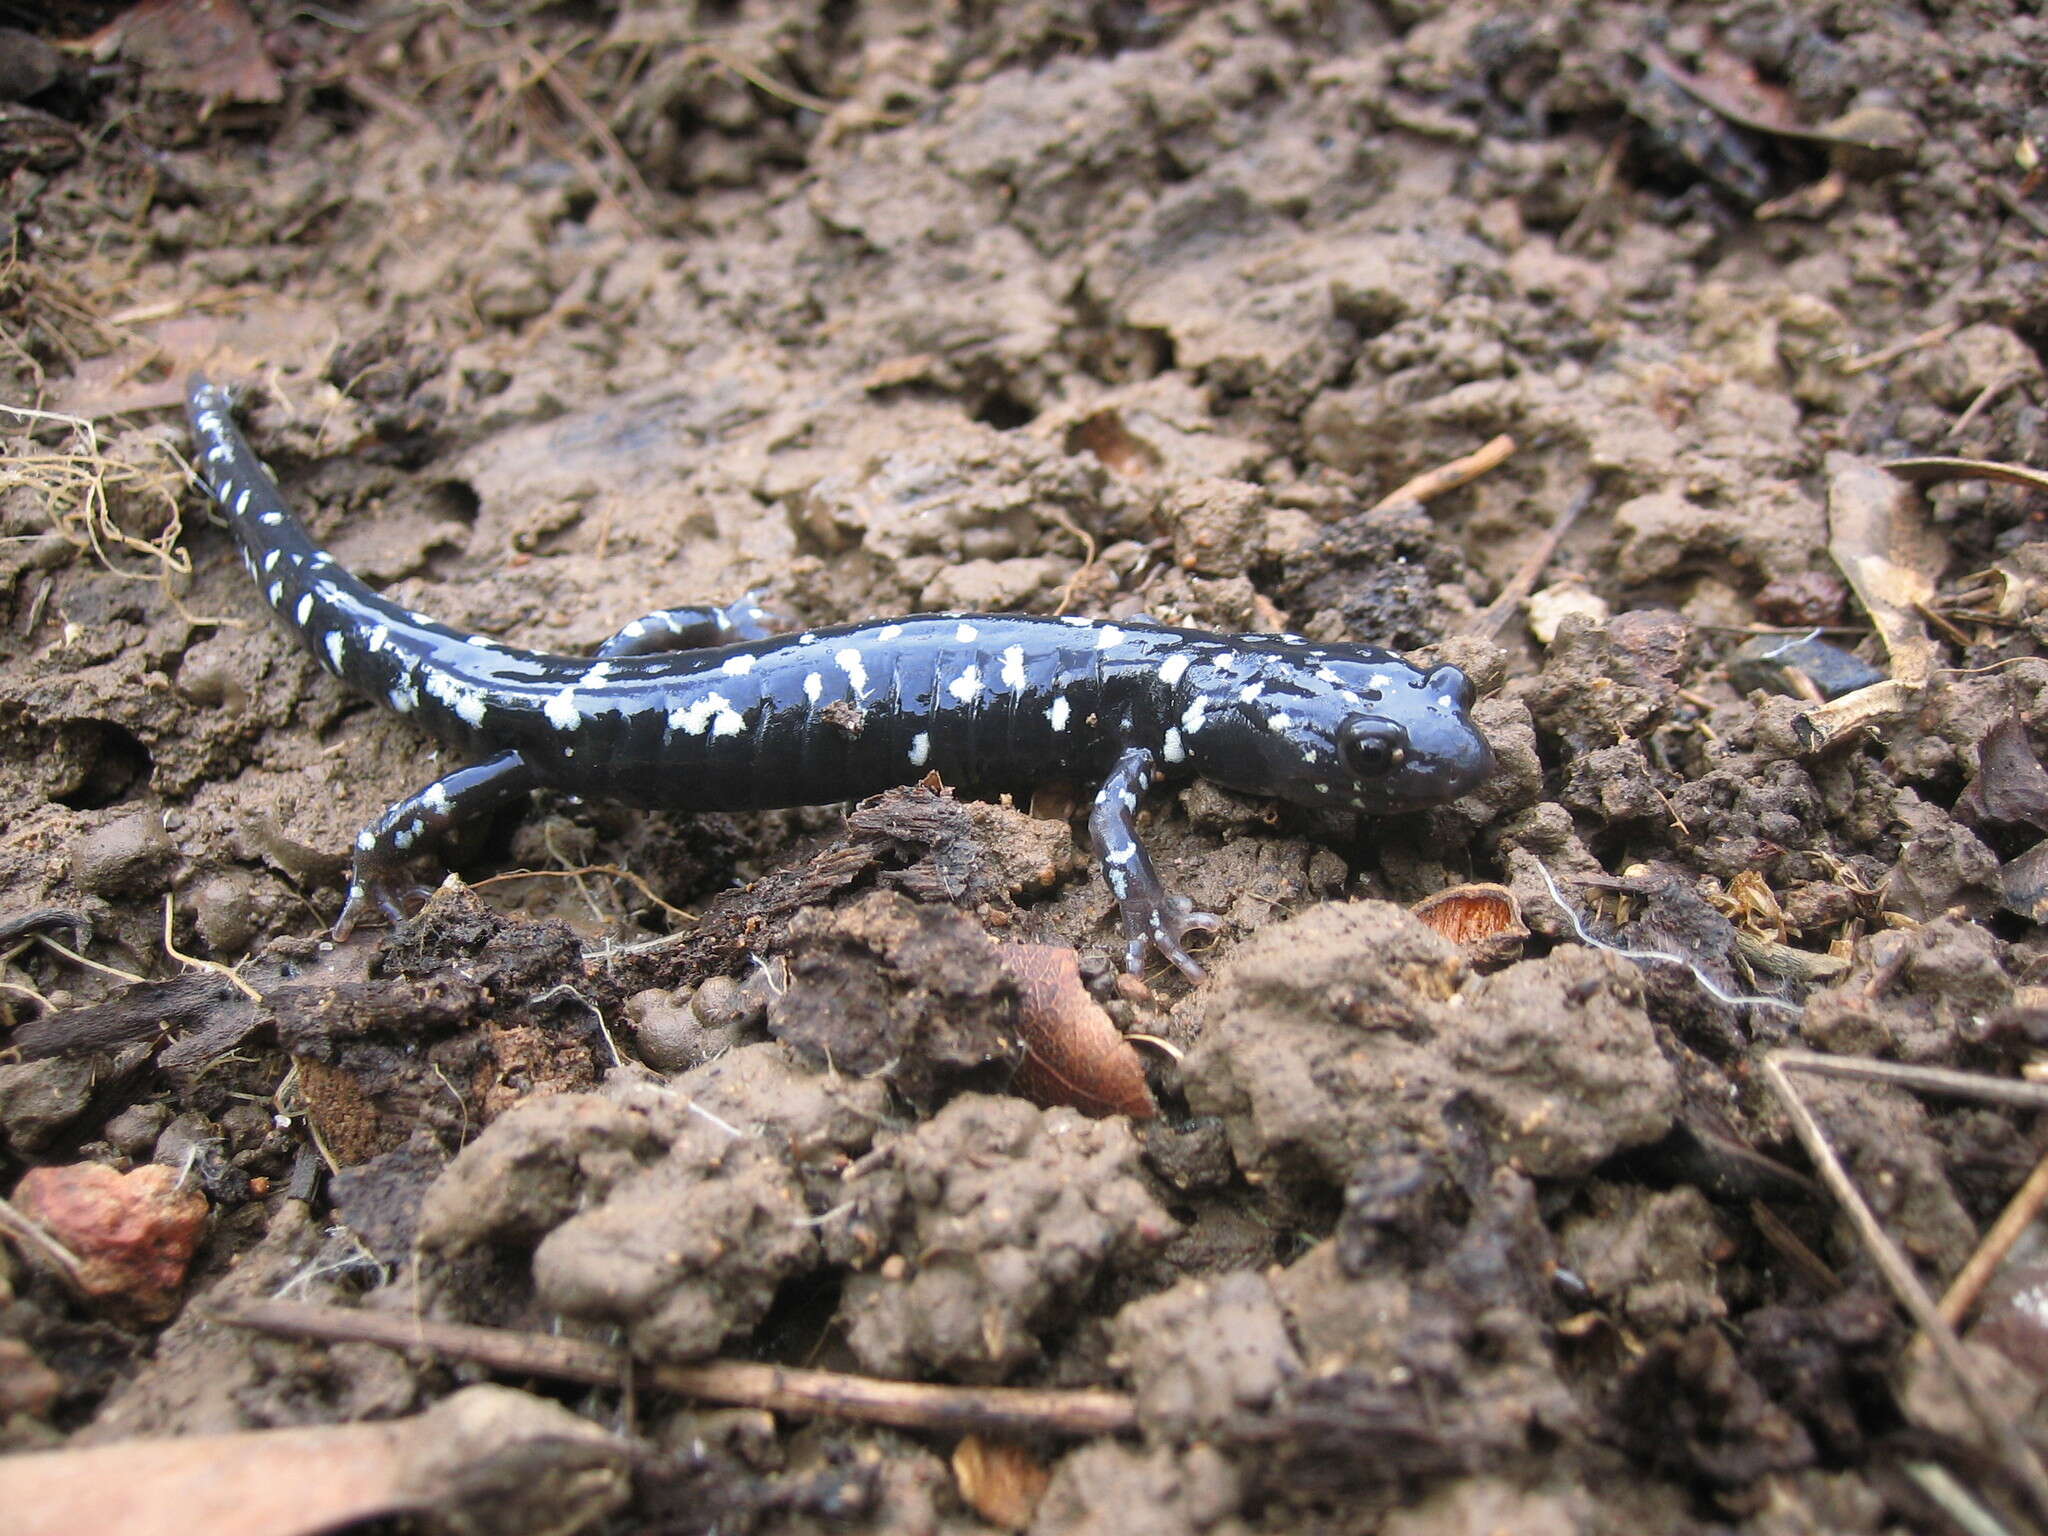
(1836, 322, 1958, 376)
(1371, 433, 1517, 512)
(210, 1298, 1138, 1438)
(1940, 1143, 2048, 1330)
(1769, 1049, 2048, 1113)
(1463, 482, 1595, 642)
(1762, 1054, 2048, 1527)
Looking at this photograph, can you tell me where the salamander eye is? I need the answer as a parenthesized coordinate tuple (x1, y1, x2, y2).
(1339, 718, 1408, 779)
(1428, 665, 1475, 711)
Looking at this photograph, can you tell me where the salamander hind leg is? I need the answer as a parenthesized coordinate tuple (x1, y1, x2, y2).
(335, 750, 539, 939)
(1087, 746, 1223, 982)
(595, 592, 791, 659)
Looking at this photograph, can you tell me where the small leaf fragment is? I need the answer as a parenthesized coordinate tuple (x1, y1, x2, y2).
(996, 943, 1156, 1119)
(953, 1434, 1052, 1529)
(1411, 883, 1527, 969)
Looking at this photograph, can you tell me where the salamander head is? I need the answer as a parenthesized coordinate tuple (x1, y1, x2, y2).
(1181, 649, 1492, 813)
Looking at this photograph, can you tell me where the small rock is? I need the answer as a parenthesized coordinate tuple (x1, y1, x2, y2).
(71, 813, 176, 899)
(1726, 635, 1883, 701)
(689, 975, 765, 1035)
(11, 1162, 208, 1320)
(0, 30, 60, 102)
(103, 1101, 172, 1158)
(626, 987, 705, 1072)
(1753, 571, 1848, 627)
(0, 1057, 98, 1154)
(1525, 582, 1609, 645)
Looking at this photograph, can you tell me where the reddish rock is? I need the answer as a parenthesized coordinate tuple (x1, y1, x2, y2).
(12, 1163, 208, 1320)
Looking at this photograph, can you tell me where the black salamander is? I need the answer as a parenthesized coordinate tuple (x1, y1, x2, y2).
(186, 376, 1493, 979)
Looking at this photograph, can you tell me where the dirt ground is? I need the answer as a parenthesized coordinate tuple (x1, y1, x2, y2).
(4, 0, 2048, 1531)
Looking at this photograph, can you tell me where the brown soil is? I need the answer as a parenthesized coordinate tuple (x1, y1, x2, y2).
(4, 1, 2048, 1532)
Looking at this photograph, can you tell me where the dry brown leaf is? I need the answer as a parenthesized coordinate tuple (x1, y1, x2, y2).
(1802, 453, 1946, 749)
(1883, 456, 2048, 498)
(997, 943, 1156, 1119)
(1642, 40, 1918, 159)
(953, 1434, 1052, 1529)
(1411, 883, 1526, 970)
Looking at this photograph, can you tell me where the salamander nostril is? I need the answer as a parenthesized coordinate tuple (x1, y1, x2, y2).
(1340, 717, 1409, 779)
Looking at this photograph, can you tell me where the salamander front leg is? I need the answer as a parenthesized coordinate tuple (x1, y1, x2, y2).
(595, 593, 789, 659)
(1088, 746, 1223, 981)
(335, 750, 539, 939)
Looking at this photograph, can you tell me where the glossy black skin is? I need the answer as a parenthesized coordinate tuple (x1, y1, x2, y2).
(186, 376, 1493, 978)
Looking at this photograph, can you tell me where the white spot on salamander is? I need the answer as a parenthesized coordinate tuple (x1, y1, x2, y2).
(423, 671, 487, 727)
(1267, 712, 1295, 733)
(878, 624, 903, 642)
(323, 632, 346, 672)
(1181, 695, 1209, 734)
(356, 830, 376, 851)
(267, 582, 284, 607)
(804, 671, 824, 705)
(669, 691, 743, 738)
(1096, 625, 1125, 650)
(1047, 695, 1070, 732)
(260, 511, 284, 526)
(1238, 681, 1264, 703)
(835, 647, 868, 697)
(908, 731, 930, 767)
(295, 594, 314, 626)
(1157, 654, 1190, 688)
(544, 688, 582, 731)
(1163, 727, 1185, 764)
(235, 488, 252, 517)
(722, 653, 755, 676)
(955, 622, 978, 643)
(999, 645, 1026, 690)
(423, 783, 452, 815)
(262, 549, 280, 573)
(580, 661, 613, 689)
(947, 665, 983, 703)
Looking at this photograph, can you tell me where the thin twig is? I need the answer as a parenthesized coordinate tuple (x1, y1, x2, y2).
(1372, 434, 1517, 511)
(31, 932, 149, 986)
(1769, 1050, 2048, 1112)
(1464, 482, 1595, 641)
(471, 862, 695, 925)
(1834, 322, 1958, 376)
(209, 1298, 1138, 1437)
(1939, 1141, 2048, 1330)
(163, 894, 261, 1003)
(0, 1195, 90, 1298)
(1762, 1054, 2048, 1528)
